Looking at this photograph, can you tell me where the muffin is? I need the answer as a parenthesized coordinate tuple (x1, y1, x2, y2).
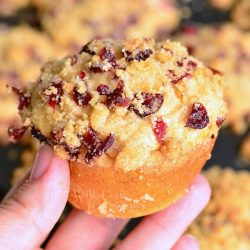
(12, 38, 227, 218)
(176, 24, 250, 134)
(0, 25, 65, 143)
(188, 166, 250, 250)
(38, 0, 180, 51)
(231, 0, 250, 31)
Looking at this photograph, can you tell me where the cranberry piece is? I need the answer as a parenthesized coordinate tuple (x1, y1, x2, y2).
(99, 46, 116, 65)
(83, 127, 98, 148)
(123, 48, 153, 62)
(90, 64, 104, 73)
(97, 84, 110, 95)
(85, 133, 115, 164)
(64, 145, 81, 160)
(70, 55, 78, 66)
(43, 80, 63, 108)
(211, 134, 215, 139)
(78, 70, 86, 80)
(182, 25, 198, 35)
(153, 118, 167, 145)
(216, 117, 225, 127)
(83, 127, 115, 164)
(72, 88, 92, 106)
(129, 93, 164, 118)
(186, 103, 209, 129)
(31, 127, 47, 143)
(187, 60, 198, 71)
(107, 81, 130, 108)
(79, 42, 95, 55)
(168, 70, 192, 84)
(8, 126, 27, 143)
(50, 128, 64, 144)
(11, 87, 31, 110)
(101, 133, 115, 152)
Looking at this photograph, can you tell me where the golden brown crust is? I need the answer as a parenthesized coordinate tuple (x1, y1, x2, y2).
(69, 140, 214, 218)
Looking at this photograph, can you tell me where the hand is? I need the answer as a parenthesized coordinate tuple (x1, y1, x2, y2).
(0, 145, 210, 250)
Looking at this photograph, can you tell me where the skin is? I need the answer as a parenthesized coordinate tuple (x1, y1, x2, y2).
(0, 145, 210, 250)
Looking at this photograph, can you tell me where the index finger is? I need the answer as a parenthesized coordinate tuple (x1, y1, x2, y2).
(115, 175, 210, 250)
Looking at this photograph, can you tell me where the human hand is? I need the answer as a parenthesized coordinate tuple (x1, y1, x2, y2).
(0, 145, 210, 250)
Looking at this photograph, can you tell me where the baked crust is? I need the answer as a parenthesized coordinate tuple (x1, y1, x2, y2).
(69, 140, 214, 218)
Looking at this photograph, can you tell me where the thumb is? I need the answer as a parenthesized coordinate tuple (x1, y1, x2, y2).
(0, 145, 70, 250)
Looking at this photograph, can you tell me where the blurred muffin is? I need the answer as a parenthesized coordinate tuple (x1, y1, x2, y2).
(231, 0, 250, 31)
(38, 0, 180, 51)
(0, 25, 65, 143)
(240, 134, 250, 165)
(0, 0, 29, 15)
(188, 166, 250, 250)
(209, 0, 235, 11)
(176, 24, 250, 134)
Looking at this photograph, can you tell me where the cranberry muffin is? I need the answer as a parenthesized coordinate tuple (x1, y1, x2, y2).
(38, 0, 180, 51)
(14, 38, 227, 218)
(188, 166, 250, 250)
(231, 0, 250, 31)
(0, 26, 65, 143)
(176, 24, 250, 134)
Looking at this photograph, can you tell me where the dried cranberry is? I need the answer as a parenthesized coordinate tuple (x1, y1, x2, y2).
(90, 64, 104, 73)
(50, 128, 64, 144)
(153, 118, 167, 145)
(211, 134, 215, 139)
(70, 55, 78, 66)
(8, 126, 27, 143)
(99, 46, 116, 65)
(31, 127, 47, 143)
(216, 117, 225, 127)
(43, 80, 63, 108)
(186, 103, 209, 129)
(168, 70, 192, 84)
(11, 86, 31, 110)
(97, 84, 110, 95)
(79, 42, 95, 55)
(83, 127, 115, 164)
(182, 25, 198, 35)
(72, 88, 92, 106)
(107, 81, 130, 108)
(123, 49, 153, 62)
(129, 93, 164, 118)
(102, 133, 115, 152)
(78, 70, 86, 80)
(83, 127, 98, 148)
(187, 60, 198, 71)
(64, 145, 81, 160)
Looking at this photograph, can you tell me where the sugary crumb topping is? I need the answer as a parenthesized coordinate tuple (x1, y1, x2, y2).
(11, 38, 227, 171)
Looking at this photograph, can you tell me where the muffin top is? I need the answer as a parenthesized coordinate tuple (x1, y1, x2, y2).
(176, 23, 250, 133)
(13, 38, 227, 171)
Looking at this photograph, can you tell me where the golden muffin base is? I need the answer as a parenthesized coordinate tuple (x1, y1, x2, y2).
(69, 141, 214, 218)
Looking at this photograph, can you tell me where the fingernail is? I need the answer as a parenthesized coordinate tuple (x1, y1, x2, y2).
(30, 144, 53, 180)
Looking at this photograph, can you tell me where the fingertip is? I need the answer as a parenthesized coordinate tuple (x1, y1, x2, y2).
(189, 174, 211, 207)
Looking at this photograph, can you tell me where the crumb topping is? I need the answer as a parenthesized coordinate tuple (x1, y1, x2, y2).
(12, 38, 227, 171)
